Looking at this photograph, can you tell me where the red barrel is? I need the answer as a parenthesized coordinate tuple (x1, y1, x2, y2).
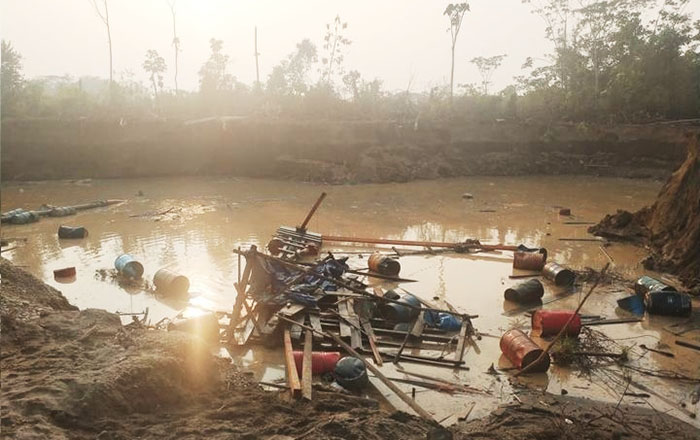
(500, 329, 550, 372)
(531, 310, 581, 337)
(513, 251, 547, 271)
(293, 351, 341, 376)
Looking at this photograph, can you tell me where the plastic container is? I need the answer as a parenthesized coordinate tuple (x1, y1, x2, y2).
(504, 279, 544, 303)
(634, 276, 676, 296)
(542, 262, 575, 286)
(380, 292, 421, 322)
(293, 351, 341, 376)
(334, 356, 369, 390)
(513, 251, 547, 271)
(500, 329, 550, 372)
(58, 225, 88, 239)
(114, 254, 144, 279)
(368, 253, 401, 276)
(153, 268, 190, 297)
(531, 310, 581, 337)
(645, 291, 692, 317)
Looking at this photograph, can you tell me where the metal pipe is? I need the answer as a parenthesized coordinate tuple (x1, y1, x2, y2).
(321, 234, 518, 252)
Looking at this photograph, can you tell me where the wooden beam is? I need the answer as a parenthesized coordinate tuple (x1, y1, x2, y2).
(283, 327, 301, 398)
(361, 319, 383, 366)
(337, 301, 352, 338)
(302, 330, 313, 400)
(454, 320, 469, 363)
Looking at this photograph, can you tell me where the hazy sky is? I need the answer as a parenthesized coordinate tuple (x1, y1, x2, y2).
(1, 1, 698, 93)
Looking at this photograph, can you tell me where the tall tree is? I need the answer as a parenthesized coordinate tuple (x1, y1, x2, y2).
(166, 0, 180, 94)
(267, 39, 317, 96)
(444, 3, 470, 101)
(321, 15, 351, 88)
(143, 50, 166, 99)
(199, 39, 233, 94)
(90, 0, 113, 99)
(1, 40, 25, 116)
(470, 54, 507, 94)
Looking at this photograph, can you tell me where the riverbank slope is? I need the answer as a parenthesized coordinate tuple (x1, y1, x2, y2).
(1, 118, 693, 183)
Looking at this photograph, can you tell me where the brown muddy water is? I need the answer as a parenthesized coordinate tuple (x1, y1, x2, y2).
(2, 175, 699, 426)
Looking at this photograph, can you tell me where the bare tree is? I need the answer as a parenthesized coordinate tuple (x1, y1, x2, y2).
(166, 0, 180, 94)
(443, 3, 470, 101)
(321, 15, 351, 88)
(90, 0, 113, 99)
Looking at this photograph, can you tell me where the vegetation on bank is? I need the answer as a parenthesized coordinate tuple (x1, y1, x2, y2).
(1, 0, 699, 124)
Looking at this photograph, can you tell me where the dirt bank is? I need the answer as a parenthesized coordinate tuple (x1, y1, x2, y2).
(1, 118, 692, 183)
(2, 258, 699, 439)
(590, 133, 700, 292)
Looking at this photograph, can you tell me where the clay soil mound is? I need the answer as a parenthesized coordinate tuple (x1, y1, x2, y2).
(590, 132, 700, 292)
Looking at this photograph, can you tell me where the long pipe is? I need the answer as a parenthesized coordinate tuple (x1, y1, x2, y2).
(322, 234, 519, 252)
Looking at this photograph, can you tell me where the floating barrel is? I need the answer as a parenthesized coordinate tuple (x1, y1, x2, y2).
(634, 276, 676, 296)
(531, 310, 581, 337)
(542, 262, 576, 286)
(293, 351, 341, 376)
(153, 268, 190, 297)
(114, 254, 144, 279)
(10, 211, 39, 225)
(334, 356, 369, 391)
(368, 253, 401, 276)
(513, 249, 547, 271)
(645, 291, 692, 317)
(500, 329, 550, 372)
(504, 279, 544, 303)
(58, 225, 88, 239)
(379, 292, 421, 323)
(53, 267, 76, 278)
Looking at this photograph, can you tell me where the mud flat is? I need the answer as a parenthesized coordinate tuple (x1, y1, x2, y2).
(2, 257, 698, 439)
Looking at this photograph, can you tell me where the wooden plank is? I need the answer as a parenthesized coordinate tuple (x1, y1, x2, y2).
(283, 327, 301, 398)
(346, 299, 363, 350)
(279, 303, 306, 317)
(411, 311, 425, 338)
(361, 319, 383, 366)
(309, 311, 323, 341)
(454, 320, 469, 363)
(302, 330, 313, 400)
(337, 302, 352, 338)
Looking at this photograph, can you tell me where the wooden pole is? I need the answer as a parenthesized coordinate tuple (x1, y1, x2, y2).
(284, 327, 301, 397)
(277, 314, 435, 421)
(302, 329, 313, 400)
(298, 192, 327, 231)
(254, 26, 260, 85)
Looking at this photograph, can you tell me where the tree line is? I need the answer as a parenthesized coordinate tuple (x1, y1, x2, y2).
(1, 0, 698, 124)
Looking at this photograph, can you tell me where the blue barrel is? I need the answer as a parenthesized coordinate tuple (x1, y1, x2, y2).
(334, 356, 368, 391)
(635, 276, 676, 296)
(380, 292, 421, 323)
(58, 225, 88, 239)
(645, 291, 692, 317)
(114, 254, 145, 279)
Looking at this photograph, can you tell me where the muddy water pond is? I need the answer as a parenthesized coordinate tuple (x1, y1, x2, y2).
(3, 175, 699, 425)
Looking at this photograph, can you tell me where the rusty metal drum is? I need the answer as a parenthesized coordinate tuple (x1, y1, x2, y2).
(542, 262, 576, 286)
(500, 329, 550, 372)
(368, 253, 401, 276)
